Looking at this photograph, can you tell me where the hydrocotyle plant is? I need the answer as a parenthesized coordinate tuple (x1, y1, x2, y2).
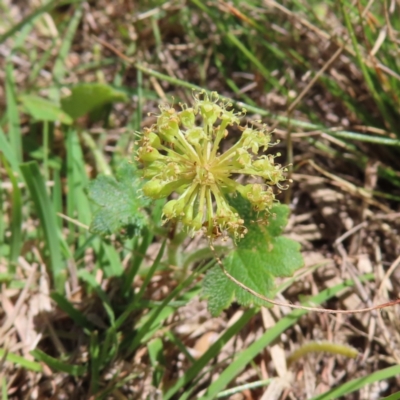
(136, 90, 288, 240)
(134, 90, 304, 315)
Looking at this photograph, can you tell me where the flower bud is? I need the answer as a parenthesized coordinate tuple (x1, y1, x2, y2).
(162, 199, 177, 220)
(237, 183, 274, 211)
(143, 179, 184, 199)
(233, 148, 252, 168)
(185, 127, 206, 146)
(162, 198, 187, 220)
(158, 119, 179, 143)
(137, 146, 161, 162)
(191, 212, 204, 230)
(179, 108, 195, 128)
(198, 101, 221, 128)
(142, 179, 165, 198)
(147, 131, 161, 148)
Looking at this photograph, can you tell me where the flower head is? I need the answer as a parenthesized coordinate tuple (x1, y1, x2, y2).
(137, 90, 288, 239)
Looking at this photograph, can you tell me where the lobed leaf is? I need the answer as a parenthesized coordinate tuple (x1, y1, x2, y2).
(203, 196, 303, 316)
(87, 160, 149, 237)
(61, 82, 128, 120)
(19, 94, 73, 124)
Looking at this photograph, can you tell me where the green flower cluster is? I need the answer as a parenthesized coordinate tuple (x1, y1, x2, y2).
(137, 91, 288, 239)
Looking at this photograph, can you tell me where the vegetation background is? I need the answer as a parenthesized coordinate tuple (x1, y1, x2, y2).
(1, 0, 400, 399)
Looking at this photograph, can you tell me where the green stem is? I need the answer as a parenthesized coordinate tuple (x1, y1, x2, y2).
(167, 234, 184, 270)
(206, 187, 213, 232)
(210, 121, 229, 161)
(286, 341, 358, 368)
(339, 0, 396, 132)
(134, 63, 400, 146)
(174, 129, 199, 160)
(216, 140, 244, 164)
(43, 120, 49, 184)
(80, 130, 112, 175)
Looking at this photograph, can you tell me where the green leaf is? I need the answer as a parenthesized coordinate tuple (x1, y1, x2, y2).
(5, 62, 22, 163)
(381, 391, 400, 400)
(50, 292, 94, 331)
(87, 160, 149, 237)
(49, 4, 83, 103)
(0, 125, 21, 175)
(0, 348, 42, 372)
(20, 161, 65, 292)
(148, 338, 166, 388)
(203, 196, 303, 316)
(1, 155, 22, 269)
(0, 0, 84, 44)
(61, 82, 128, 120)
(310, 364, 400, 400)
(89, 331, 100, 395)
(163, 308, 257, 400)
(199, 274, 374, 399)
(19, 94, 73, 124)
(31, 349, 86, 376)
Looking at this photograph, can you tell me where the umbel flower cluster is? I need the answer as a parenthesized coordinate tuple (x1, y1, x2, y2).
(137, 91, 288, 239)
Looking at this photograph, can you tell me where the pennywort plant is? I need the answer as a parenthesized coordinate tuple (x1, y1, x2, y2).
(88, 90, 303, 315)
(128, 90, 302, 315)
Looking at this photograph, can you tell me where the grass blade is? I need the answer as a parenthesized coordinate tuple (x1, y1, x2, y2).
(1, 377, 6, 400)
(382, 392, 400, 400)
(199, 274, 375, 399)
(163, 308, 258, 400)
(310, 365, 400, 400)
(50, 292, 94, 330)
(136, 239, 166, 300)
(339, 0, 396, 132)
(31, 349, 86, 376)
(0, 0, 83, 44)
(89, 331, 100, 395)
(52, 168, 62, 229)
(78, 269, 115, 325)
(148, 338, 166, 388)
(0, 126, 21, 175)
(133, 64, 400, 147)
(20, 161, 65, 292)
(5, 62, 22, 163)
(0, 348, 42, 372)
(122, 228, 154, 296)
(2, 156, 22, 269)
(217, 379, 273, 398)
(49, 4, 83, 102)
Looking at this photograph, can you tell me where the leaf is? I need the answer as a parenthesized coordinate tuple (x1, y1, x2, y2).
(87, 161, 149, 237)
(202, 196, 304, 316)
(20, 161, 65, 292)
(19, 94, 73, 124)
(31, 349, 86, 376)
(61, 83, 128, 120)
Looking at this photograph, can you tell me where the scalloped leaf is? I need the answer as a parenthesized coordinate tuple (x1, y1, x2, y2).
(202, 196, 303, 316)
(87, 161, 149, 237)
(19, 94, 73, 124)
(61, 83, 128, 120)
